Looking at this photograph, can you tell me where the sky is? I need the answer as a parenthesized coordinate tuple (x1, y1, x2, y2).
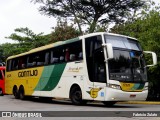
(0, 0, 160, 44)
(0, 0, 56, 44)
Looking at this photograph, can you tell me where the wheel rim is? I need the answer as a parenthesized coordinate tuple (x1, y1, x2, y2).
(74, 91, 81, 101)
(71, 88, 82, 103)
(13, 88, 19, 99)
(19, 89, 24, 99)
(13, 90, 17, 96)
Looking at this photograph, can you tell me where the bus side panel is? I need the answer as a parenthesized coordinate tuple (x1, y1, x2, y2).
(5, 67, 44, 96)
(32, 62, 87, 99)
(32, 63, 67, 97)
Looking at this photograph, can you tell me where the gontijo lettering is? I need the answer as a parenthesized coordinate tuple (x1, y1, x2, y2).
(18, 70, 38, 77)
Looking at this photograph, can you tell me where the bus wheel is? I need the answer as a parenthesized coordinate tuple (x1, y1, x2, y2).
(70, 86, 87, 105)
(13, 86, 19, 99)
(0, 89, 3, 96)
(19, 86, 25, 100)
(102, 101, 117, 107)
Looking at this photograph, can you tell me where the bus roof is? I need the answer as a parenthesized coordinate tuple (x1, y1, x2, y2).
(79, 32, 137, 41)
(7, 32, 137, 60)
(7, 37, 79, 60)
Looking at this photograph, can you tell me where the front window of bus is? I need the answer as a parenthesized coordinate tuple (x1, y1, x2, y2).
(105, 35, 147, 82)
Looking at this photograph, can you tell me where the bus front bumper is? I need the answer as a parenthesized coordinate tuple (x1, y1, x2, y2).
(105, 88, 148, 101)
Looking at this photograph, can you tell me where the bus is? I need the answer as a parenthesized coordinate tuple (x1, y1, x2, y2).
(0, 64, 5, 96)
(5, 32, 157, 106)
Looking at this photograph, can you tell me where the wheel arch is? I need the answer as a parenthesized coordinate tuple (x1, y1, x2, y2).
(19, 85, 25, 94)
(69, 83, 82, 99)
(12, 85, 18, 94)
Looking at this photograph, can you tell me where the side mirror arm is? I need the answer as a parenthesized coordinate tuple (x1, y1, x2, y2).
(144, 51, 157, 67)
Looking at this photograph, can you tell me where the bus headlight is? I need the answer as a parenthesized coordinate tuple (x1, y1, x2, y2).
(107, 84, 121, 90)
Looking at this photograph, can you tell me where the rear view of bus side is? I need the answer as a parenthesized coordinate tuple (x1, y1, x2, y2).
(5, 32, 157, 106)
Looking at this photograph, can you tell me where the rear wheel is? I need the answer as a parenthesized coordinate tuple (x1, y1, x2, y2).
(102, 101, 117, 107)
(0, 89, 3, 96)
(70, 86, 87, 105)
(19, 86, 25, 100)
(13, 87, 19, 99)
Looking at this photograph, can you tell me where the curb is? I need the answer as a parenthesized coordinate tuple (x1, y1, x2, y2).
(118, 101, 160, 105)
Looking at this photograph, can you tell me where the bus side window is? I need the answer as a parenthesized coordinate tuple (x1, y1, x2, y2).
(12, 59, 18, 70)
(70, 54, 76, 61)
(65, 48, 70, 62)
(7, 60, 12, 71)
(44, 52, 50, 65)
(36, 52, 45, 66)
(66, 40, 82, 61)
(18, 57, 26, 69)
(78, 52, 83, 59)
(50, 48, 63, 64)
(50, 51, 59, 63)
(60, 56, 64, 62)
(27, 56, 34, 67)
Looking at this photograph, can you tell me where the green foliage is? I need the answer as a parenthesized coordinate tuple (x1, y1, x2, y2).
(6, 27, 51, 52)
(32, 0, 146, 33)
(0, 27, 51, 61)
(49, 20, 80, 43)
(1, 24, 79, 61)
(0, 43, 19, 61)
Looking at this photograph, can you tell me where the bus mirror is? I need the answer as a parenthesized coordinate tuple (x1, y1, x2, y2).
(144, 51, 157, 67)
(102, 43, 114, 59)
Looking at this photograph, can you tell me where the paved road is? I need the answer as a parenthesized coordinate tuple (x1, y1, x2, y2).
(0, 95, 160, 120)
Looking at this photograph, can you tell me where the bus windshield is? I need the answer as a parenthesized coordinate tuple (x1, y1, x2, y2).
(108, 49, 147, 82)
(105, 35, 147, 82)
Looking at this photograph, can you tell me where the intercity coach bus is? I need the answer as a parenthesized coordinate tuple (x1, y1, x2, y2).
(5, 32, 157, 106)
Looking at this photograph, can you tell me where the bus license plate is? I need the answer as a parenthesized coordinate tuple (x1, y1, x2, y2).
(130, 94, 136, 98)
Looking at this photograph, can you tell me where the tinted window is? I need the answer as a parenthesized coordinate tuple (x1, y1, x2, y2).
(105, 35, 142, 51)
(6, 40, 83, 71)
(85, 35, 106, 82)
(50, 40, 82, 64)
(7, 60, 12, 71)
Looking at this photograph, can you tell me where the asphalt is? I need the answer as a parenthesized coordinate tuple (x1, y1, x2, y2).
(118, 101, 160, 105)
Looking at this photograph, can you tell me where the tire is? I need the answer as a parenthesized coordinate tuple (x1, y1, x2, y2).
(102, 101, 117, 107)
(19, 86, 25, 100)
(13, 87, 19, 99)
(70, 86, 87, 105)
(0, 89, 3, 96)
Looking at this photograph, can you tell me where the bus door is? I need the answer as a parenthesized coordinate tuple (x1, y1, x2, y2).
(85, 36, 106, 101)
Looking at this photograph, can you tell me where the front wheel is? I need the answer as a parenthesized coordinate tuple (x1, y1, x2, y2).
(102, 101, 117, 107)
(70, 86, 87, 105)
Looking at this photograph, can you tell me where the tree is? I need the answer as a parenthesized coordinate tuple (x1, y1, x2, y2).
(0, 43, 18, 61)
(6, 27, 51, 52)
(49, 20, 80, 43)
(32, 0, 146, 33)
(111, 2, 160, 100)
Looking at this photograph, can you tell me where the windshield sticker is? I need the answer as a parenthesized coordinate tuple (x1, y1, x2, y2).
(130, 52, 135, 57)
